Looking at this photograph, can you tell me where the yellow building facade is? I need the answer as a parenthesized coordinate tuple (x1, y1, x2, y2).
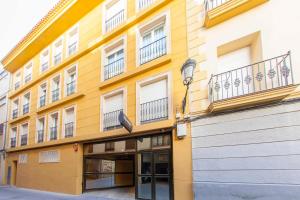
(1, 0, 193, 199)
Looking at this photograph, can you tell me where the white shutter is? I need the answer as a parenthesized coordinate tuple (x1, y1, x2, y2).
(218, 46, 251, 73)
(65, 108, 74, 123)
(140, 79, 167, 104)
(104, 93, 123, 113)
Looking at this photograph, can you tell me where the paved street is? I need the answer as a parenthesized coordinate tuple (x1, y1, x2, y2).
(0, 185, 134, 200)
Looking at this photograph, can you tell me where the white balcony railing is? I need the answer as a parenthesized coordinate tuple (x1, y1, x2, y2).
(138, 0, 155, 10)
(204, 0, 229, 11)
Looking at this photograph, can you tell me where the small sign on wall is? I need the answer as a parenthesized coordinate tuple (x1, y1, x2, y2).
(177, 123, 187, 139)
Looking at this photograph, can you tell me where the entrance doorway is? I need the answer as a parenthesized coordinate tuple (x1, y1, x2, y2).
(83, 133, 173, 200)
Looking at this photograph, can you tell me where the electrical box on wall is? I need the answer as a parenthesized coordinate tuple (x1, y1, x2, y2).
(176, 123, 187, 139)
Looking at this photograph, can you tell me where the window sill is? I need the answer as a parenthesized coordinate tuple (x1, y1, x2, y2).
(99, 55, 171, 89)
(37, 92, 84, 114)
(208, 85, 298, 112)
(8, 114, 30, 125)
(204, 0, 269, 28)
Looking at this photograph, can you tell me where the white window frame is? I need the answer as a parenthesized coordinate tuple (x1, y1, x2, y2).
(50, 73, 62, 103)
(100, 87, 127, 132)
(102, 0, 127, 34)
(11, 97, 20, 120)
(22, 91, 31, 115)
(136, 72, 172, 125)
(19, 122, 29, 146)
(39, 150, 60, 163)
(14, 70, 22, 90)
(62, 105, 76, 138)
(36, 115, 46, 143)
(40, 47, 50, 73)
(136, 10, 171, 66)
(18, 154, 28, 164)
(9, 126, 17, 148)
(52, 36, 64, 66)
(23, 61, 33, 84)
(48, 110, 60, 141)
(37, 81, 48, 108)
(64, 64, 78, 97)
(101, 35, 127, 81)
(66, 24, 79, 57)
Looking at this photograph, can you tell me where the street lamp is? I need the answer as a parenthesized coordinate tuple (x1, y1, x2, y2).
(181, 58, 196, 114)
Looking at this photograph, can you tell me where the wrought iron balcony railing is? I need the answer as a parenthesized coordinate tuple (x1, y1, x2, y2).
(37, 130, 44, 143)
(208, 52, 294, 102)
(54, 53, 62, 65)
(105, 10, 124, 33)
(68, 42, 77, 56)
(40, 95, 46, 107)
(41, 62, 49, 72)
(12, 109, 18, 119)
(50, 126, 58, 140)
(10, 137, 16, 148)
(21, 134, 28, 146)
(24, 74, 31, 83)
(140, 97, 168, 124)
(138, 0, 155, 10)
(66, 81, 76, 96)
(104, 58, 124, 80)
(103, 109, 123, 131)
(65, 122, 74, 138)
(140, 36, 167, 65)
(204, 0, 229, 11)
(52, 88, 60, 102)
(23, 103, 29, 114)
(14, 82, 20, 90)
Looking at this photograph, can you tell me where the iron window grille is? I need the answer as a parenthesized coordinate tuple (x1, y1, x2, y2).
(24, 74, 31, 83)
(138, 0, 155, 10)
(68, 42, 77, 56)
(54, 53, 62, 65)
(52, 88, 60, 102)
(12, 109, 18, 119)
(65, 122, 74, 138)
(41, 62, 49, 72)
(40, 95, 46, 107)
(10, 137, 16, 148)
(104, 57, 124, 80)
(103, 109, 123, 131)
(105, 10, 125, 33)
(23, 103, 29, 114)
(66, 81, 76, 96)
(50, 126, 58, 140)
(140, 97, 168, 124)
(21, 134, 28, 146)
(204, 0, 229, 11)
(140, 36, 167, 65)
(37, 130, 44, 143)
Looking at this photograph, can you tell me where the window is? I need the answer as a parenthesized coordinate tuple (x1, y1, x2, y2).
(49, 112, 59, 141)
(38, 82, 47, 107)
(22, 92, 30, 115)
(20, 123, 28, 146)
(137, 73, 170, 124)
(51, 75, 61, 103)
(138, 13, 169, 65)
(66, 25, 79, 57)
(24, 62, 33, 83)
(0, 123, 4, 136)
(105, 142, 115, 152)
(10, 127, 17, 148)
(63, 106, 75, 138)
(101, 89, 125, 131)
(12, 99, 19, 119)
(39, 150, 60, 163)
(104, 0, 126, 33)
(53, 37, 64, 65)
(36, 117, 45, 143)
(14, 71, 21, 90)
(65, 65, 77, 96)
(18, 154, 28, 164)
(40, 48, 50, 73)
(0, 96, 6, 122)
(137, 0, 155, 11)
(102, 37, 125, 80)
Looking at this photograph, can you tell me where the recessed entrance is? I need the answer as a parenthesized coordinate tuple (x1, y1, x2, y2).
(83, 133, 173, 200)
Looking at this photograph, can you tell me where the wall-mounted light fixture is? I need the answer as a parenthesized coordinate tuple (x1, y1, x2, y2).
(181, 58, 196, 114)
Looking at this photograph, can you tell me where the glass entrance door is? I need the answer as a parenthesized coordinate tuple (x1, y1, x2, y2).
(137, 151, 171, 200)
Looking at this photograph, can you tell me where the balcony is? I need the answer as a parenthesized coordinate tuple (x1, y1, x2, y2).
(104, 58, 124, 80)
(10, 137, 16, 148)
(65, 122, 74, 138)
(37, 130, 44, 143)
(14, 82, 20, 90)
(23, 103, 29, 114)
(68, 42, 77, 56)
(41, 62, 49, 72)
(66, 81, 76, 96)
(105, 10, 124, 33)
(21, 134, 28, 146)
(54, 53, 62, 65)
(103, 109, 123, 131)
(50, 126, 58, 140)
(138, 0, 155, 10)
(140, 97, 168, 124)
(52, 88, 60, 102)
(40, 95, 46, 107)
(140, 36, 167, 65)
(12, 109, 18, 119)
(203, 0, 268, 28)
(208, 52, 296, 112)
(24, 74, 31, 83)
